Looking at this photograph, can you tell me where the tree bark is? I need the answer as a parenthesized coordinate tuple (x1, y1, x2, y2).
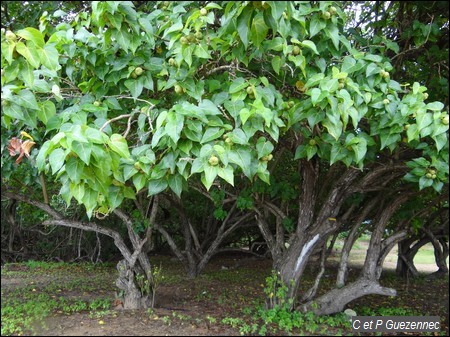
(300, 277, 397, 315)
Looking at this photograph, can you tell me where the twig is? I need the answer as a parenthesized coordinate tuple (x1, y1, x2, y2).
(99, 114, 131, 132)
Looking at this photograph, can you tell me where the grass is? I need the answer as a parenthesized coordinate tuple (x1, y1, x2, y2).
(1, 262, 115, 336)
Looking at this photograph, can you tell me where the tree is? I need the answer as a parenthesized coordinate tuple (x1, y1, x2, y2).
(1, 1, 448, 312)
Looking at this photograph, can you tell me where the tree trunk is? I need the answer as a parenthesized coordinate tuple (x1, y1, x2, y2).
(115, 259, 150, 309)
(300, 277, 397, 315)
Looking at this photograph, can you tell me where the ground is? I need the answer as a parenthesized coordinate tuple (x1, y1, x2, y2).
(1, 246, 449, 336)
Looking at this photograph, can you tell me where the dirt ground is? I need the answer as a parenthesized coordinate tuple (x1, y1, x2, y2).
(1, 252, 448, 336)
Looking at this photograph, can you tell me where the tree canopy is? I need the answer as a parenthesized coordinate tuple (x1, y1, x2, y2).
(1, 0, 448, 313)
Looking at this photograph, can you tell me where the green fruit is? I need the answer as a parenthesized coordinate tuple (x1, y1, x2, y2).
(246, 86, 254, 95)
(267, 154, 273, 161)
(322, 11, 331, 20)
(292, 46, 301, 55)
(134, 67, 144, 76)
(180, 36, 188, 45)
(174, 84, 183, 94)
(338, 82, 345, 89)
(431, 174, 437, 179)
(422, 92, 429, 100)
(209, 155, 219, 166)
(426, 173, 433, 179)
(187, 33, 196, 42)
(200, 8, 208, 16)
(5, 30, 16, 41)
(93, 101, 101, 107)
(441, 115, 449, 125)
(383, 99, 390, 105)
(329, 6, 337, 14)
(168, 58, 176, 66)
(288, 101, 295, 108)
(309, 139, 316, 146)
(195, 31, 203, 40)
(225, 137, 233, 145)
(404, 124, 410, 130)
(131, 72, 138, 79)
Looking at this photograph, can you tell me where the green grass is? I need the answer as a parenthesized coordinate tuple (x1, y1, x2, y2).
(1, 261, 115, 336)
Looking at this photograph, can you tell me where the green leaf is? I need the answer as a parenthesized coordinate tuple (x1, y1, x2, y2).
(229, 128, 248, 145)
(108, 186, 124, 209)
(310, 88, 322, 105)
(148, 179, 168, 196)
(306, 145, 317, 160)
(218, 166, 234, 186)
(271, 56, 282, 75)
(72, 141, 92, 165)
(133, 174, 147, 192)
(201, 127, 224, 144)
(16, 89, 39, 110)
(237, 5, 253, 48)
(251, 12, 269, 47)
(203, 165, 218, 190)
(228, 147, 252, 178)
(309, 15, 326, 37)
(406, 124, 420, 142)
(194, 43, 211, 59)
(426, 102, 444, 111)
(108, 134, 130, 158)
(351, 138, 368, 163)
(323, 119, 343, 140)
(418, 176, 434, 190)
(66, 156, 84, 183)
(70, 182, 85, 204)
(37, 101, 56, 125)
(49, 148, 66, 174)
(125, 79, 144, 98)
(239, 108, 252, 125)
(324, 25, 339, 50)
(229, 77, 247, 94)
(330, 144, 347, 165)
(165, 111, 184, 143)
(16, 41, 41, 68)
(256, 137, 274, 158)
(168, 175, 183, 197)
(300, 40, 319, 55)
(85, 127, 108, 144)
(39, 44, 60, 71)
(112, 28, 131, 51)
(17, 28, 45, 48)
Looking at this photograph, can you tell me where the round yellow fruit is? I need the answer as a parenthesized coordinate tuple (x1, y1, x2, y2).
(209, 155, 219, 166)
(200, 8, 208, 16)
(134, 67, 144, 76)
(322, 11, 331, 20)
(292, 46, 301, 55)
(5, 30, 16, 41)
(174, 84, 183, 94)
(93, 101, 101, 107)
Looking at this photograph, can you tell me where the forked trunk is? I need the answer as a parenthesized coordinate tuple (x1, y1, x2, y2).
(116, 259, 152, 309)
